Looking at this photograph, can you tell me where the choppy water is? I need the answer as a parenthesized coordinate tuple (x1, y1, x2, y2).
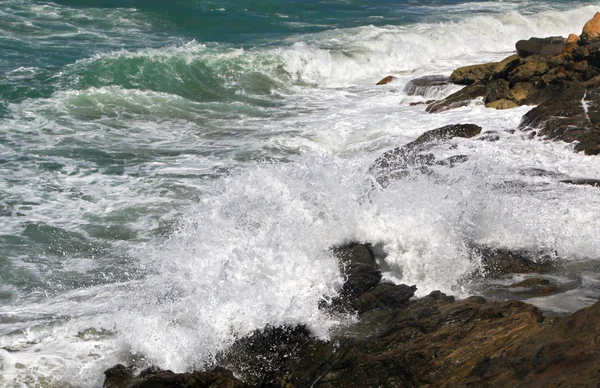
(1, 0, 600, 386)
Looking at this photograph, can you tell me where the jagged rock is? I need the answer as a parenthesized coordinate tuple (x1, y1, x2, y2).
(567, 33, 580, 44)
(520, 83, 600, 155)
(516, 36, 566, 58)
(370, 124, 481, 186)
(376, 75, 396, 85)
(353, 282, 416, 313)
(580, 12, 600, 45)
(426, 84, 487, 113)
(404, 75, 450, 96)
(486, 98, 518, 109)
(331, 243, 381, 306)
(492, 54, 522, 79)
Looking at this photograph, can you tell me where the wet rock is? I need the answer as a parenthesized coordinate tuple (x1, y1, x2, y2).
(520, 83, 600, 155)
(560, 178, 600, 187)
(370, 124, 481, 186)
(104, 364, 134, 388)
(509, 60, 550, 83)
(103, 366, 247, 388)
(330, 243, 381, 308)
(484, 79, 510, 103)
(580, 12, 600, 45)
(404, 75, 450, 96)
(353, 282, 416, 313)
(516, 36, 566, 58)
(470, 245, 558, 277)
(376, 75, 396, 85)
(426, 84, 487, 113)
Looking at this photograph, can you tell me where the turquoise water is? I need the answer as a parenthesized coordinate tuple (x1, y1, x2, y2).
(2, 1, 600, 386)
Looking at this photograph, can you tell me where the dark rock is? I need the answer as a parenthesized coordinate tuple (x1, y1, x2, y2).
(484, 79, 510, 103)
(353, 282, 416, 313)
(560, 178, 600, 187)
(103, 366, 247, 388)
(331, 242, 381, 306)
(486, 98, 518, 109)
(470, 245, 558, 277)
(103, 364, 134, 388)
(369, 124, 481, 186)
(516, 36, 566, 58)
(376, 75, 396, 85)
(404, 75, 451, 96)
(426, 84, 487, 113)
(509, 60, 550, 83)
(520, 83, 600, 155)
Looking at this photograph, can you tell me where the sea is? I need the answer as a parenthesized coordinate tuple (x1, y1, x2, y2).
(1, 0, 600, 386)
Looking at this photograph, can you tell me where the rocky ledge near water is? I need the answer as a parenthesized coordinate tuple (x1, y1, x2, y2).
(101, 15, 600, 388)
(380, 12, 600, 155)
(103, 241, 600, 388)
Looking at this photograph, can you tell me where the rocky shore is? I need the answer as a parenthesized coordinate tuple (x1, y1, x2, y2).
(102, 14, 600, 388)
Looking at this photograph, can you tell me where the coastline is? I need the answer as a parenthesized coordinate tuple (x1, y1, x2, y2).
(99, 12, 600, 388)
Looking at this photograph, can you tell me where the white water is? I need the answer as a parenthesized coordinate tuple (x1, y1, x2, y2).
(2, 3, 600, 387)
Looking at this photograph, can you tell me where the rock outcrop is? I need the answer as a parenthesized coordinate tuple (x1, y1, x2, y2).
(103, 240, 600, 388)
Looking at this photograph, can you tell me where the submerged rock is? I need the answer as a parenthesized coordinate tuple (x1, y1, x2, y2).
(404, 75, 451, 96)
(103, 365, 247, 388)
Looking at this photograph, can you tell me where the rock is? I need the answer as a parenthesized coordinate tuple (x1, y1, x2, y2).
(516, 36, 566, 58)
(330, 243, 381, 307)
(509, 278, 551, 288)
(404, 75, 450, 96)
(450, 63, 495, 85)
(469, 245, 558, 277)
(104, 365, 133, 388)
(567, 33, 580, 44)
(426, 84, 487, 113)
(508, 81, 537, 104)
(370, 124, 481, 186)
(353, 282, 416, 313)
(484, 79, 510, 103)
(580, 12, 600, 45)
(485, 98, 518, 110)
(560, 178, 600, 187)
(492, 54, 522, 79)
(103, 366, 247, 388)
(509, 60, 550, 83)
(520, 83, 600, 155)
(376, 75, 396, 85)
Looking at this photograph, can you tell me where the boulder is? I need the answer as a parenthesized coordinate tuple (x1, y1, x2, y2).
(509, 60, 550, 84)
(484, 79, 510, 103)
(520, 83, 600, 155)
(376, 75, 396, 85)
(469, 244, 558, 277)
(516, 36, 566, 58)
(330, 243, 381, 308)
(450, 63, 495, 85)
(404, 75, 451, 96)
(580, 12, 600, 45)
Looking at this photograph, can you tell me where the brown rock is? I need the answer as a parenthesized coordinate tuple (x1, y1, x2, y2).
(450, 63, 495, 85)
(580, 12, 600, 45)
(508, 82, 537, 104)
(485, 98, 518, 110)
(492, 54, 521, 78)
(509, 61, 550, 83)
(567, 33, 580, 44)
(376, 75, 396, 85)
(484, 79, 510, 103)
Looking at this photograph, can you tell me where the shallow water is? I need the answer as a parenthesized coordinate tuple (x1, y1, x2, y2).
(1, 1, 600, 386)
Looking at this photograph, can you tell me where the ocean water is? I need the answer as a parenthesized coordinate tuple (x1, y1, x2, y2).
(1, 0, 600, 386)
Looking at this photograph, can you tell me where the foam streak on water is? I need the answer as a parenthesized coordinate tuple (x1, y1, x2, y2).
(1, 1, 600, 387)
